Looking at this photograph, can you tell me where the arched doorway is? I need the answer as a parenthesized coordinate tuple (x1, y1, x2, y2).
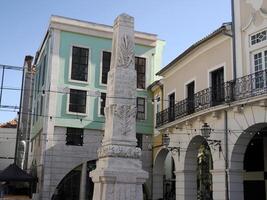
(197, 141, 213, 200)
(153, 148, 176, 200)
(184, 135, 213, 200)
(51, 160, 96, 200)
(243, 129, 266, 199)
(230, 123, 267, 200)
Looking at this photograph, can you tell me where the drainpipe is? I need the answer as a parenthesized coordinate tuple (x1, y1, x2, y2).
(15, 60, 26, 165)
(224, 110, 229, 200)
(231, 0, 237, 80)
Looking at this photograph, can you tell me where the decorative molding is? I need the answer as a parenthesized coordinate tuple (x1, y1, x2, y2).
(260, 8, 267, 17)
(242, 13, 256, 31)
(118, 34, 135, 69)
(97, 145, 141, 159)
(114, 105, 136, 135)
(245, 0, 263, 11)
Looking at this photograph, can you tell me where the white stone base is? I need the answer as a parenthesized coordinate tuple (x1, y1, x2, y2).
(90, 157, 148, 200)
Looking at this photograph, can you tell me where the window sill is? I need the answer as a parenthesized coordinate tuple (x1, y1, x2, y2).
(137, 88, 146, 91)
(66, 111, 88, 117)
(68, 79, 89, 85)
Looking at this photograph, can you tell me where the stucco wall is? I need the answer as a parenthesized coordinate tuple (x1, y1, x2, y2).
(0, 128, 16, 170)
(162, 35, 232, 108)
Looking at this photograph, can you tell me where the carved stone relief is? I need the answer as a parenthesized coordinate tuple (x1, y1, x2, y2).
(117, 34, 134, 69)
(98, 145, 141, 159)
(114, 105, 136, 135)
(246, 0, 263, 11)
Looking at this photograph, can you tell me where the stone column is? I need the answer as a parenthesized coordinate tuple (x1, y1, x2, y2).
(210, 169, 227, 200)
(90, 13, 148, 200)
(228, 169, 244, 200)
(152, 173, 163, 200)
(79, 162, 87, 200)
(175, 170, 197, 200)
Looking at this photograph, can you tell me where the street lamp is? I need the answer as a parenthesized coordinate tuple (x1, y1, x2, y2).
(162, 133, 170, 148)
(200, 123, 221, 149)
(162, 133, 180, 156)
(201, 123, 212, 139)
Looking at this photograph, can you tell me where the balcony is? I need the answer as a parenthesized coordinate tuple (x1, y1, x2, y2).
(156, 69, 267, 128)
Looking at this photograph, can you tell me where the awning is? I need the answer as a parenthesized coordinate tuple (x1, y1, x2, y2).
(0, 163, 37, 182)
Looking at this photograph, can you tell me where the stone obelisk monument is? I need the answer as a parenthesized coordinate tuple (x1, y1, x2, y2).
(90, 14, 148, 200)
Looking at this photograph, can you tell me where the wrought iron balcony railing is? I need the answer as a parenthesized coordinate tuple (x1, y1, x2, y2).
(156, 69, 267, 127)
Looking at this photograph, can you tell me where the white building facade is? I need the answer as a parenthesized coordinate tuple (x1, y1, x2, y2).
(152, 0, 267, 200)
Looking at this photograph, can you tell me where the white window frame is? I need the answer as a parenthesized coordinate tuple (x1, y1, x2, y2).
(184, 78, 196, 99)
(136, 96, 147, 121)
(251, 48, 267, 72)
(155, 95, 161, 114)
(167, 90, 176, 107)
(135, 55, 149, 91)
(68, 45, 91, 84)
(98, 91, 107, 117)
(207, 63, 226, 88)
(251, 48, 267, 89)
(250, 29, 267, 46)
(99, 50, 111, 86)
(66, 87, 88, 116)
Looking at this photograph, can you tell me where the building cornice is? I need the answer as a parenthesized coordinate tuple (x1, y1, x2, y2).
(49, 15, 159, 47)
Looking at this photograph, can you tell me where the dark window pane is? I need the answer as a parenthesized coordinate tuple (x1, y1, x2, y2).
(135, 57, 146, 89)
(136, 134, 143, 149)
(101, 51, 111, 84)
(69, 89, 87, 113)
(41, 55, 46, 86)
(71, 47, 89, 81)
(100, 93, 106, 116)
(136, 97, 145, 120)
(66, 128, 83, 146)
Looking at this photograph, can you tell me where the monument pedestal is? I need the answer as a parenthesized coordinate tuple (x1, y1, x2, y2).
(91, 157, 147, 200)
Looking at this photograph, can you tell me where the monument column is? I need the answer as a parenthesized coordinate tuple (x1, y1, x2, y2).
(90, 13, 148, 200)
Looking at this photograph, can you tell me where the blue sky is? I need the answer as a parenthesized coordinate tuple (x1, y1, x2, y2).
(0, 0, 231, 123)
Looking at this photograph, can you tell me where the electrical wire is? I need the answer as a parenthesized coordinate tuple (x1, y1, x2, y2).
(0, 86, 169, 103)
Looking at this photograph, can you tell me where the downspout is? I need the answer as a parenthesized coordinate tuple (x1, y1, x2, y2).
(225, 1, 236, 198)
(25, 57, 34, 170)
(224, 110, 229, 200)
(231, 0, 237, 80)
(15, 62, 26, 165)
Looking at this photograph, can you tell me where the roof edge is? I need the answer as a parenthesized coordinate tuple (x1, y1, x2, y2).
(156, 22, 232, 76)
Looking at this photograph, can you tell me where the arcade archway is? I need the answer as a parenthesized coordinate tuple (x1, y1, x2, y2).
(184, 135, 213, 200)
(153, 148, 176, 200)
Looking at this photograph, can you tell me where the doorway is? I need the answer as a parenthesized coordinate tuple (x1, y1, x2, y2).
(187, 81, 195, 114)
(211, 67, 224, 106)
(168, 93, 175, 122)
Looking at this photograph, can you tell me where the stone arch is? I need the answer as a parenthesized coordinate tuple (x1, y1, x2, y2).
(51, 160, 96, 200)
(230, 123, 267, 170)
(153, 147, 176, 200)
(183, 135, 213, 200)
(229, 122, 267, 200)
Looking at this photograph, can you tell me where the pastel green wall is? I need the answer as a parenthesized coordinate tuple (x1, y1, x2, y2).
(31, 30, 164, 136)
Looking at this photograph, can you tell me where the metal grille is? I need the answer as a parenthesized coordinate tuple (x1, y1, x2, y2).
(156, 69, 267, 127)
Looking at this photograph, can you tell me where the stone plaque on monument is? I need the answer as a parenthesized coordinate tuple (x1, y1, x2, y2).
(89, 13, 148, 200)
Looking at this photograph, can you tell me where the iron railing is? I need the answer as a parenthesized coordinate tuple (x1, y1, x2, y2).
(156, 69, 267, 127)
